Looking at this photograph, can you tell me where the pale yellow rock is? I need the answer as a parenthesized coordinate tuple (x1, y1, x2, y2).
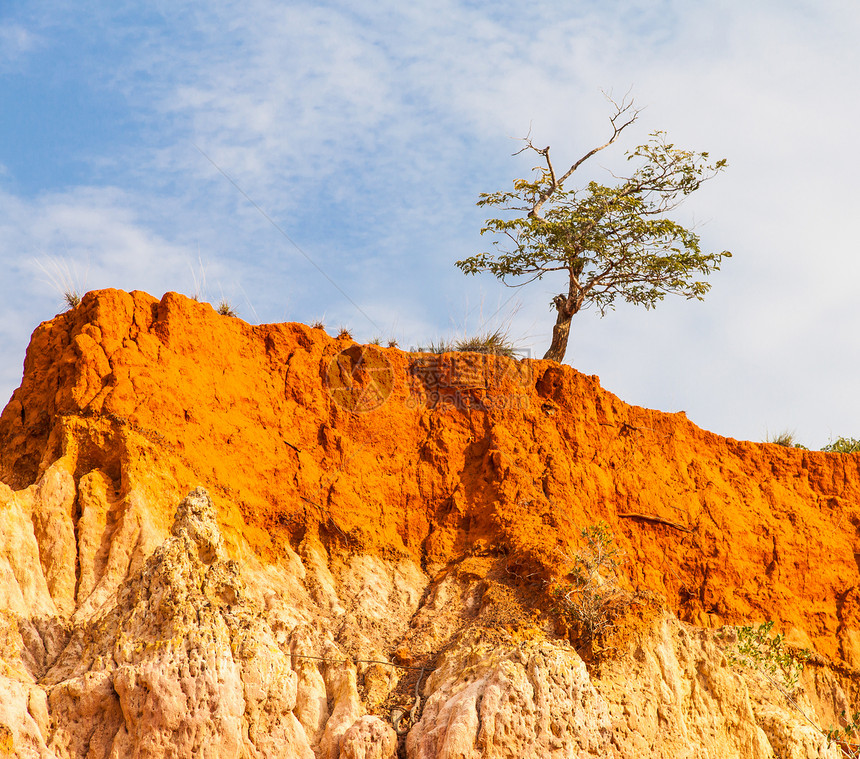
(291, 625, 332, 746)
(0, 675, 53, 758)
(409, 636, 615, 759)
(48, 670, 123, 759)
(299, 534, 346, 617)
(594, 616, 828, 759)
(72, 474, 166, 624)
(340, 716, 398, 759)
(43, 488, 319, 759)
(0, 480, 857, 759)
(31, 462, 77, 618)
(0, 488, 55, 618)
(74, 469, 116, 605)
(752, 703, 838, 759)
(318, 663, 365, 759)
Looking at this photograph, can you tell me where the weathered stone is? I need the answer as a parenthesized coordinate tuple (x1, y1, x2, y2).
(0, 289, 858, 757)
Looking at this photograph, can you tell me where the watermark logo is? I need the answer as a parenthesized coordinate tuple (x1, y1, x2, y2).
(325, 345, 394, 413)
(407, 351, 533, 411)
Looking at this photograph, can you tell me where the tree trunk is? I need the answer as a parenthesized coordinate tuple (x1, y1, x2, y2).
(543, 296, 575, 362)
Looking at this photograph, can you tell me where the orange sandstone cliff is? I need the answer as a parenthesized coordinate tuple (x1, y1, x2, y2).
(0, 288, 859, 758)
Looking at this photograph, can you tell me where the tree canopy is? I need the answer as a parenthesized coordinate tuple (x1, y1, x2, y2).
(457, 96, 731, 363)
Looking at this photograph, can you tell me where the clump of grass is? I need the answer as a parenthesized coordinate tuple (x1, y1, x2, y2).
(216, 300, 238, 317)
(64, 291, 82, 308)
(189, 254, 207, 302)
(36, 257, 87, 311)
(415, 328, 518, 357)
(414, 339, 455, 353)
(454, 328, 518, 357)
(822, 437, 860, 454)
(311, 320, 326, 331)
(766, 430, 807, 449)
(337, 327, 353, 340)
(387, 339, 398, 348)
(368, 337, 382, 346)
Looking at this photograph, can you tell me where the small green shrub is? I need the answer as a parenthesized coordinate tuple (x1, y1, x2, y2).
(825, 711, 860, 757)
(729, 621, 810, 691)
(550, 523, 626, 647)
(822, 437, 860, 454)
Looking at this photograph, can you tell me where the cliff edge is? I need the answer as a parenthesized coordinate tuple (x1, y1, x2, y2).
(0, 288, 859, 758)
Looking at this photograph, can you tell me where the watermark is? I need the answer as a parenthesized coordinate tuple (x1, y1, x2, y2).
(405, 388, 531, 411)
(324, 347, 536, 413)
(407, 351, 533, 411)
(325, 345, 394, 413)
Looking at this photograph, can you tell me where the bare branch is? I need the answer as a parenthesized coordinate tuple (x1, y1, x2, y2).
(528, 93, 641, 219)
(501, 270, 547, 288)
(556, 92, 639, 187)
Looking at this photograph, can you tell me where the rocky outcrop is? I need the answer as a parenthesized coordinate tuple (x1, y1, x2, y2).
(0, 288, 858, 757)
(0, 484, 401, 758)
(46, 487, 320, 759)
(2, 476, 853, 758)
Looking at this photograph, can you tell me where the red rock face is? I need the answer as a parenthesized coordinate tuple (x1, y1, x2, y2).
(2, 288, 860, 664)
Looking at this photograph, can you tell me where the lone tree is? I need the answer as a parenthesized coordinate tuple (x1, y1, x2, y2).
(457, 96, 731, 363)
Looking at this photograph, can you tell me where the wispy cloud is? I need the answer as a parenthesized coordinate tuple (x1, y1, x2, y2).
(0, 22, 40, 71)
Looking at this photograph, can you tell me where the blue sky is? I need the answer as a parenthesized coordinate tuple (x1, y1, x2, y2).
(1, 0, 859, 448)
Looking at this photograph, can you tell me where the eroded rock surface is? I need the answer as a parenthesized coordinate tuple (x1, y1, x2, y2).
(0, 289, 859, 757)
(0, 476, 857, 759)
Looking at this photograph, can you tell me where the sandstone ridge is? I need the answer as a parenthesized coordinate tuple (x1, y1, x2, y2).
(0, 288, 858, 758)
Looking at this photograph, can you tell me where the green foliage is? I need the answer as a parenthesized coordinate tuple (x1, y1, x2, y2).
(456, 96, 729, 362)
(822, 437, 860, 454)
(730, 621, 810, 691)
(550, 523, 625, 646)
(462, 132, 730, 306)
(825, 711, 860, 757)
